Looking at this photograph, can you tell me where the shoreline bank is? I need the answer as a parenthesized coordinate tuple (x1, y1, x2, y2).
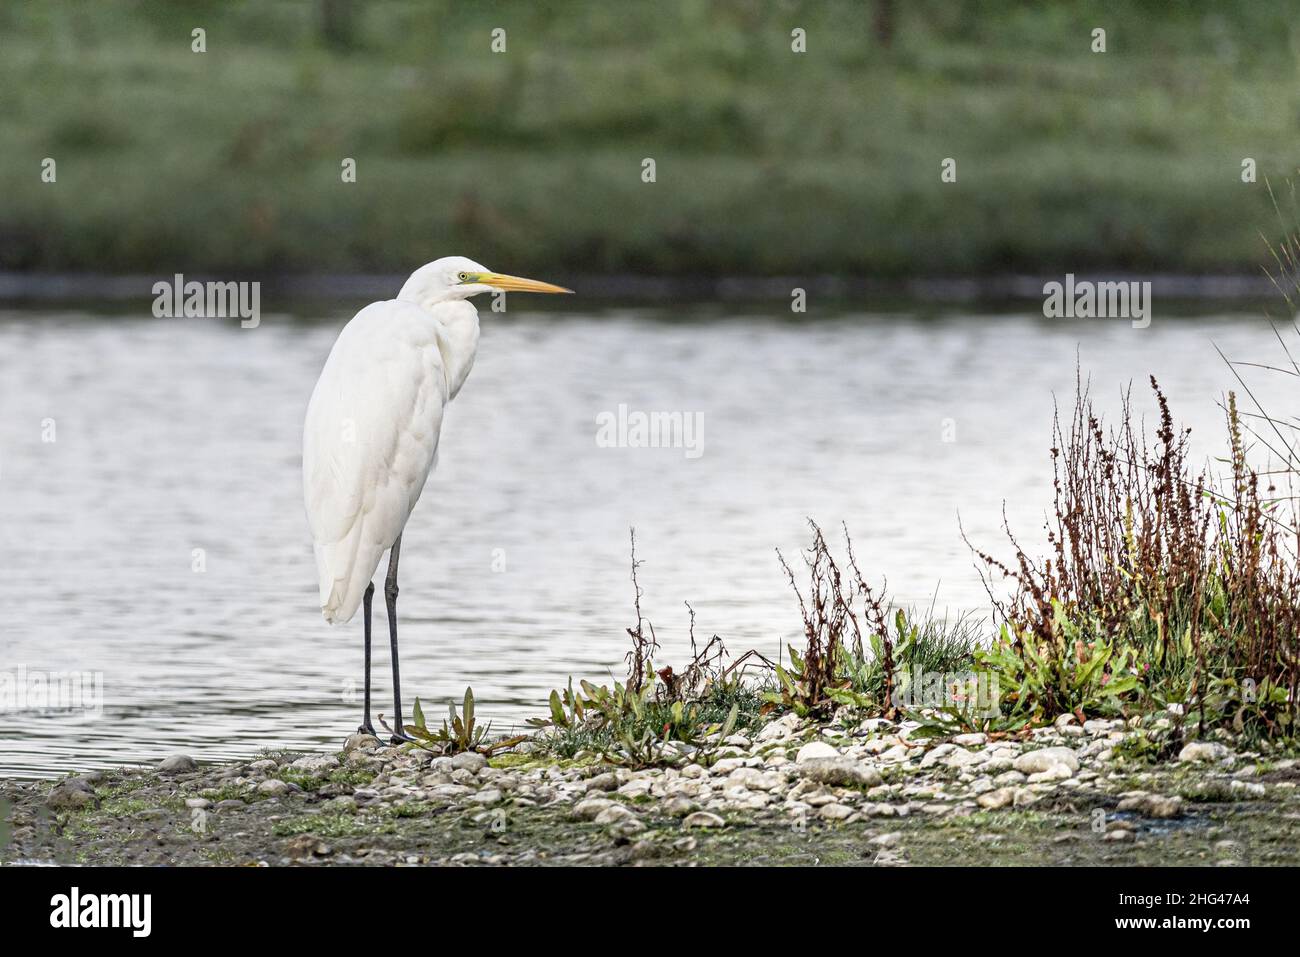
(4, 709, 1295, 867)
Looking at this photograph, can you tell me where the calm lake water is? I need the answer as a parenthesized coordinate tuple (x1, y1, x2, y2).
(0, 302, 1292, 778)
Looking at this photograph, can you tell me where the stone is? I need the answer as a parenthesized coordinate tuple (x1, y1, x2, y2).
(663, 796, 698, 817)
(257, 778, 291, 797)
(819, 803, 854, 821)
(920, 743, 956, 765)
(290, 753, 340, 773)
(682, 811, 726, 829)
(470, 788, 503, 805)
(755, 716, 798, 742)
(869, 831, 903, 847)
(450, 751, 488, 772)
(1012, 788, 1039, 808)
(941, 748, 980, 769)
(1104, 829, 1134, 842)
(796, 741, 840, 763)
(797, 757, 882, 788)
(47, 779, 96, 810)
(728, 767, 785, 791)
(1179, 742, 1232, 763)
(953, 732, 987, 747)
(617, 778, 653, 799)
(977, 788, 1014, 810)
(1145, 796, 1183, 818)
(1119, 793, 1181, 818)
(1013, 747, 1079, 775)
(570, 797, 615, 821)
(593, 804, 637, 825)
(585, 772, 619, 792)
(1230, 780, 1265, 798)
(1027, 763, 1075, 783)
(343, 733, 380, 753)
(157, 754, 197, 774)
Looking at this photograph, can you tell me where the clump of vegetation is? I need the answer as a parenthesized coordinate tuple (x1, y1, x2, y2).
(770, 520, 891, 715)
(769, 521, 984, 721)
(969, 375, 1300, 739)
(397, 688, 526, 756)
(530, 530, 767, 767)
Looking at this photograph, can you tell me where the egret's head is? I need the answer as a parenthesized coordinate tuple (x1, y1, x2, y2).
(399, 256, 572, 306)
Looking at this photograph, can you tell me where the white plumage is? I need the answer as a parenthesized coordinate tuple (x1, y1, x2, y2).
(302, 256, 570, 739)
(301, 256, 571, 744)
(303, 298, 454, 623)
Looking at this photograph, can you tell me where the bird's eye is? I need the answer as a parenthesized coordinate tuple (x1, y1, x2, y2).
(457, 272, 469, 282)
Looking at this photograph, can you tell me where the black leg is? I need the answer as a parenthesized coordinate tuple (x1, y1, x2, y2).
(386, 535, 414, 744)
(357, 582, 377, 737)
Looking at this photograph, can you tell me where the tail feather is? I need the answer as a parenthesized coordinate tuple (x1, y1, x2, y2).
(315, 525, 383, 624)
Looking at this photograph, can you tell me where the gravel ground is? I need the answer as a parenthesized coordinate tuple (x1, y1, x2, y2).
(3, 711, 1297, 866)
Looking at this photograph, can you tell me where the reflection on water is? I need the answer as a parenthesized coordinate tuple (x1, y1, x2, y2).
(0, 304, 1290, 777)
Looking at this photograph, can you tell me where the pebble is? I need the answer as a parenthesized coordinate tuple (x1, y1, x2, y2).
(1027, 764, 1075, 783)
(158, 754, 197, 774)
(819, 803, 854, 821)
(571, 797, 615, 821)
(47, 779, 96, 810)
(796, 741, 841, 763)
(450, 752, 489, 772)
(585, 772, 619, 792)
(1118, 794, 1182, 818)
(291, 753, 340, 773)
(1013, 747, 1080, 774)
(797, 757, 882, 788)
(682, 811, 726, 829)
(1179, 742, 1232, 763)
(342, 733, 380, 754)
(663, 796, 698, 817)
(977, 788, 1015, 810)
(593, 804, 637, 825)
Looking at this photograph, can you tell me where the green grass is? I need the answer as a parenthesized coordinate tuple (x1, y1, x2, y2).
(536, 678, 767, 761)
(275, 766, 376, 791)
(2, 1, 1298, 276)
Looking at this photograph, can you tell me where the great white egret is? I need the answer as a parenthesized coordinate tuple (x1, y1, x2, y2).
(303, 256, 572, 742)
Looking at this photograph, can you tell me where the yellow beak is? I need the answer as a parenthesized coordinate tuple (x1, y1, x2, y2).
(479, 272, 573, 294)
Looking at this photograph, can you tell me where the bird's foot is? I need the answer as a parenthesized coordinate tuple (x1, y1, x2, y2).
(390, 730, 417, 745)
(356, 722, 380, 739)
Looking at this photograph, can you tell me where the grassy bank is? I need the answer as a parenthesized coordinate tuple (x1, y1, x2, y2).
(3, 1, 1299, 276)
(5, 708, 1297, 867)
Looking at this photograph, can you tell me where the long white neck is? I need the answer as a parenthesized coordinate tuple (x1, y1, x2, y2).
(434, 301, 480, 401)
(397, 282, 480, 401)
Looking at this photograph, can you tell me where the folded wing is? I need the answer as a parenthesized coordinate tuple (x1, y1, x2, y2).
(303, 301, 448, 623)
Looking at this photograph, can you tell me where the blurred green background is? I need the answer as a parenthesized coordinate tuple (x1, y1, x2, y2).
(3, 0, 1299, 278)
